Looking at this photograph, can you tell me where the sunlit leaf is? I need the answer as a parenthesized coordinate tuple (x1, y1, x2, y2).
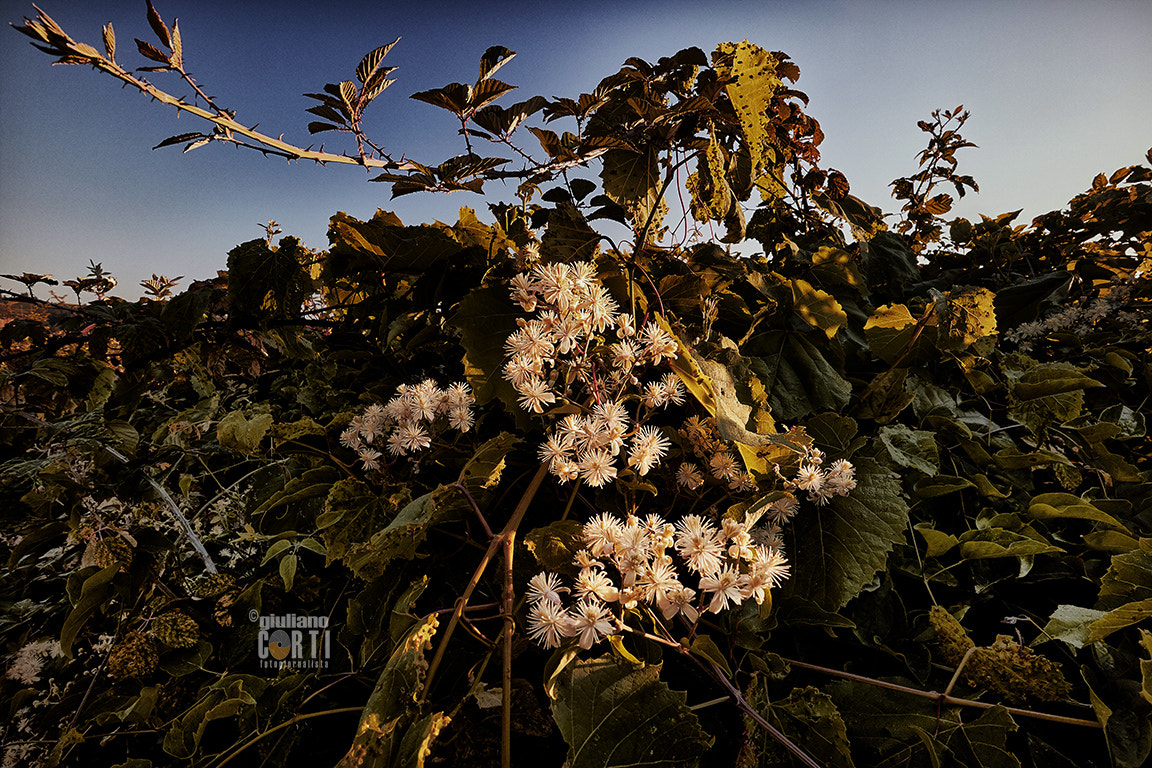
(600, 147, 663, 232)
(169, 19, 182, 69)
(134, 38, 169, 65)
(1037, 604, 1109, 649)
(335, 615, 442, 768)
(790, 277, 846, 339)
(145, 0, 171, 48)
(411, 82, 470, 117)
(956, 529, 1063, 561)
(865, 302, 935, 364)
(102, 22, 115, 61)
(356, 38, 399, 85)
(712, 41, 782, 179)
(1027, 492, 1131, 534)
(1089, 598, 1152, 644)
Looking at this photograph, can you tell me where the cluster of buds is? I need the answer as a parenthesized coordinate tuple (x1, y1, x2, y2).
(524, 509, 790, 649)
(341, 379, 475, 470)
(503, 260, 686, 486)
(676, 415, 756, 492)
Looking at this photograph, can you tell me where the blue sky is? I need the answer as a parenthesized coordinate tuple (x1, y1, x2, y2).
(1, 0, 1150, 299)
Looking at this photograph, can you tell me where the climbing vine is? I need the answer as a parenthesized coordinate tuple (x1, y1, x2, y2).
(2, 4, 1150, 768)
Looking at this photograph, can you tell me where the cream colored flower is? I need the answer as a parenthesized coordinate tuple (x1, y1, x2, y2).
(627, 425, 670, 476)
(709, 452, 740, 481)
(660, 586, 699, 622)
(527, 599, 571, 649)
(574, 568, 620, 603)
(516, 376, 556, 414)
(578, 448, 618, 488)
(569, 599, 615, 649)
(794, 462, 824, 493)
(527, 572, 568, 605)
(676, 462, 704, 490)
(699, 566, 743, 613)
(584, 512, 622, 557)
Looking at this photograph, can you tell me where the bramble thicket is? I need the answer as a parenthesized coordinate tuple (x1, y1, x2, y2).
(2, 4, 1150, 768)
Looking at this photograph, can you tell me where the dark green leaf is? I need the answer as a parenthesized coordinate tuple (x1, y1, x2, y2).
(540, 201, 601, 263)
(746, 332, 852, 421)
(752, 686, 854, 768)
(524, 520, 584, 573)
(279, 553, 297, 592)
(61, 565, 120, 658)
(878, 424, 940, 476)
(551, 658, 713, 768)
(785, 456, 909, 611)
(450, 285, 524, 416)
(600, 147, 663, 231)
(688, 635, 732, 678)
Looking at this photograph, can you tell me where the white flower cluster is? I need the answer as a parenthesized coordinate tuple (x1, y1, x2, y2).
(779, 446, 857, 506)
(503, 260, 686, 486)
(341, 379, 475, 470)
(4, 638, 63, 686)
(525, 510, 790, 649)
(1005, 278, 1137, 352)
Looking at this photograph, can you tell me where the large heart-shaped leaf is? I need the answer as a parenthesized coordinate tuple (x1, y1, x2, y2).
(551, 657, 713, 768)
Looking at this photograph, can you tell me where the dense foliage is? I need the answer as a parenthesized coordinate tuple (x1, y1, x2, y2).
(3, 5, 1151, 767)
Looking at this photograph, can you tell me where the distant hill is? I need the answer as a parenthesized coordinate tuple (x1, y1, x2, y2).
(0, 298, 75, 330)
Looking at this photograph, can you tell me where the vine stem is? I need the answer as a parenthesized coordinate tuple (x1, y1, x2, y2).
(209, 707, 364, 768)
(102, 445, 217, 574)
(502, 529, 516, 768)
(452, 481, 494, 539)
(780, 657, 1102, 729)
(620, 626, 822, 768)
(418, 464, 550, 741)
(17, 10, 610, 186)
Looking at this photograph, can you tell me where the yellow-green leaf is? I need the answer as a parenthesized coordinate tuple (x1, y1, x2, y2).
(790, 278, 846, 339)
(1088, 598, 1152, 644)
(1028, 493, 1131, 534)
(713, 40, 782, 179)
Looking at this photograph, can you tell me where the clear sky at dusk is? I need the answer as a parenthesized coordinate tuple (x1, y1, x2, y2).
(1, 0, 1150, 299)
